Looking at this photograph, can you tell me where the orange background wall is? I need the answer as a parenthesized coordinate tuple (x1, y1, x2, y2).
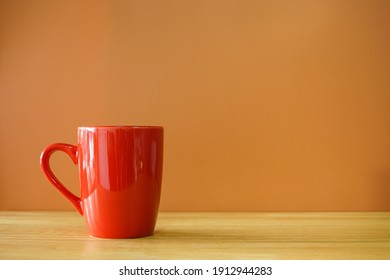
(1, 0, 390, 211)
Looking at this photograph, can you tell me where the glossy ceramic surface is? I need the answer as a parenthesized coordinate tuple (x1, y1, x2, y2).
(40, 126, 163, 238)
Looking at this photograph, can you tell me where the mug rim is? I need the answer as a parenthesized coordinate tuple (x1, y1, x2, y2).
(77, 126, 163, 130)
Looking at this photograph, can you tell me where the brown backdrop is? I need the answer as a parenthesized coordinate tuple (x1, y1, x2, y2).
(1, 0, 390, 211)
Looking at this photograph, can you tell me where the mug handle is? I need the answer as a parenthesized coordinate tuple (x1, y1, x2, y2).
(40, 143, 83, 215)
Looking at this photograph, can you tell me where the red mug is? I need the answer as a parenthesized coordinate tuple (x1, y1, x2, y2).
(40, 126, 164, 238)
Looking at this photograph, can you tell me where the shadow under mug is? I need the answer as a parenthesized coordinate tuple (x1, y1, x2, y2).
(40, 126, 164, 238)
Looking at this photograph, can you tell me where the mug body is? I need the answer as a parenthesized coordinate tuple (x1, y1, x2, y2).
(77, 126, 163, 238)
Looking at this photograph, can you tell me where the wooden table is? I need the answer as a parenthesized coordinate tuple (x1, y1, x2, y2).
(0, 212, 389, 259)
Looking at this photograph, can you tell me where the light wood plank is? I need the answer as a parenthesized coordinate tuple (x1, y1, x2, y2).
(0, 212, 389, 259)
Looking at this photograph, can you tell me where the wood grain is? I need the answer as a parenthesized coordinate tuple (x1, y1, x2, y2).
(0, 212, 389, 259)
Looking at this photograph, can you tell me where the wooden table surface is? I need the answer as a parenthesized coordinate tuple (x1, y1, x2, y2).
(0, 211, 389, 259)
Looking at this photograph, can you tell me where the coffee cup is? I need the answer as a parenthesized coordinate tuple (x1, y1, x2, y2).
(40, 126, 164, 238)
